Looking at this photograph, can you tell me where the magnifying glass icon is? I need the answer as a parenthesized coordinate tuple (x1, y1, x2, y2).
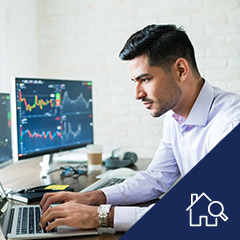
(208, 201, 228, 221)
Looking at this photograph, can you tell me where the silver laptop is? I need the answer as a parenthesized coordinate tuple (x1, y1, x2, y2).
(0, 182, 98, 239)
(80, 168, 137, 193)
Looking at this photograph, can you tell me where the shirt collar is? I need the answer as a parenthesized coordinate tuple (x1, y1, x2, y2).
(172, 80, 214, 127)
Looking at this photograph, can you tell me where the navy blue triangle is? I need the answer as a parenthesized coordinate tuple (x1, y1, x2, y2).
(121, 123, 240, 239)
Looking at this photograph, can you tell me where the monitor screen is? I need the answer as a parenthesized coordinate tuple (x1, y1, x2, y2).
(12, 77, 93, 160)
(0, 93, 12, 165)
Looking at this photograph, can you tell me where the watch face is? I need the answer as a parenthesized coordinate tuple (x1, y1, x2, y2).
(98, 204, 111, 213)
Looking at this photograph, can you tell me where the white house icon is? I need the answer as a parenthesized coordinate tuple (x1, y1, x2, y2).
(186, 192, 228, 227)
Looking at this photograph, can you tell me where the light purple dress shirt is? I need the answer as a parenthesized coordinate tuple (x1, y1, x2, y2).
(102, 80, 240, 232)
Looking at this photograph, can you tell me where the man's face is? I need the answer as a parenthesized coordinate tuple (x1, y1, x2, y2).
(129, 55, 182, 117)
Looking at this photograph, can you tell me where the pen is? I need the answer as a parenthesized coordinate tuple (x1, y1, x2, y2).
(18, 189, 57, 193)
(17, 184, 54, 193)
(27, 189, 57, 193)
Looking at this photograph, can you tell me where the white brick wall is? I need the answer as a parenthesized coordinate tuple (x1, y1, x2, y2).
(37, 0, 240, 158)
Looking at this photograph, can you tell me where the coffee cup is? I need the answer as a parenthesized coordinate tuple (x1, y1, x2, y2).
(86, 144, 102, 171)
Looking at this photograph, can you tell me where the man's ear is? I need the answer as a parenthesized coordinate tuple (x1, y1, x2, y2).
(173, 58, 189, 82)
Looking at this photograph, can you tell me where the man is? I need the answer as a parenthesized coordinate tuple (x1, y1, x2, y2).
(40, 24, 240, 232)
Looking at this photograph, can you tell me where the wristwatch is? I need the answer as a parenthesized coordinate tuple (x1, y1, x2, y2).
(98, 204, 112, 228)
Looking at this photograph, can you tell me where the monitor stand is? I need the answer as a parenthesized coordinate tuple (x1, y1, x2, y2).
(39, 154, 53, 178)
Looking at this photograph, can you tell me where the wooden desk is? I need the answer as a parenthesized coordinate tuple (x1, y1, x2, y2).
(0, 157, 152, 240)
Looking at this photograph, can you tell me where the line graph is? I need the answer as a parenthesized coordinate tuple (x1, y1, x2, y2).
(63, 121, 82, 142)
(62, 91, 91, 113)
(22, 129, 62, 139)
(19, 91, 55, 112)
(62, 115, 93, 144)
(0, 139, 9, 147)
(19, 116, 62, 153)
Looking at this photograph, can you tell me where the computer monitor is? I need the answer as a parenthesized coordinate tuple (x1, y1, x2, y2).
(11, 77, 93, 176)
(0, 93, 13, 168)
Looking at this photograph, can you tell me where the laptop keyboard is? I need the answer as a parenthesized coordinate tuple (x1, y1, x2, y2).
(15, 206, 57, 235)
(92, 177, 125, 190)
(9, 179, 125, 235)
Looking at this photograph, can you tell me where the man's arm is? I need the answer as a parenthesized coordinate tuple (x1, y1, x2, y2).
(102, 114, 180, 206)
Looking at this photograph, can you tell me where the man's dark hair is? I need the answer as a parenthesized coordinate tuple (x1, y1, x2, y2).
(119, 24, 199, 73)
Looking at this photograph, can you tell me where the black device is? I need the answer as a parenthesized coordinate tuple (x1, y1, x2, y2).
(11, 77, 93, 161)
(105, 151, 138, 169)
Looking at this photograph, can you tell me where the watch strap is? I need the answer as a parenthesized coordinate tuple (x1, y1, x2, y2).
(98, 204, 112, 228)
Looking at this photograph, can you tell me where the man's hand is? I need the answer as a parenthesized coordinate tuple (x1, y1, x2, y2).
(40, 202, 99, 231)
(39, 190, 114, 231)
(40, 190, 107, 213)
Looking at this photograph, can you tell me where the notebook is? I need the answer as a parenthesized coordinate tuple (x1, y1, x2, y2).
(0, 182, 98, 239)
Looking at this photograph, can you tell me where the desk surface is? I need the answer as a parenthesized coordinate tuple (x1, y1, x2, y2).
(0, 157, 152, 240)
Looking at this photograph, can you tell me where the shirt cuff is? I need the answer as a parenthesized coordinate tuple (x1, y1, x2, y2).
(113, 204, 155, 232)
(113, 206, 137, 232)
(101, 185, 123, 205)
